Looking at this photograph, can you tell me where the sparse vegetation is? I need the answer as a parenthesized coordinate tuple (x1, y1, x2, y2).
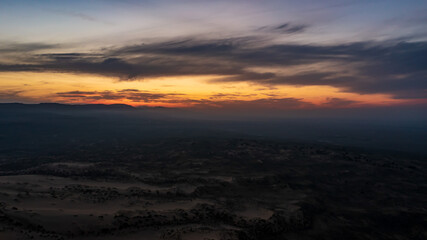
(0, 138, 425, 239)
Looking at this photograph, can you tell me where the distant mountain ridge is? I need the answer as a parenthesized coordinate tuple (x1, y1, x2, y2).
(0, 102, 136, 111)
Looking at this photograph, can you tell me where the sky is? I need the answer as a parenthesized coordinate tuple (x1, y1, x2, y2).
(0, 0, 426, 109)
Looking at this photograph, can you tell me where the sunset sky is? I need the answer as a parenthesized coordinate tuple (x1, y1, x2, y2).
(0, 0, 426, 109)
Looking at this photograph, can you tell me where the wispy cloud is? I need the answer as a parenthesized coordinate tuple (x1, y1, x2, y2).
(45, 9, 113, 25)
(322, 98, 360, 108)
(1, 37, 426, 100)
(56, 89, 183, 103)
(0, 42, 59, 53)
(257, 22, 308, 34)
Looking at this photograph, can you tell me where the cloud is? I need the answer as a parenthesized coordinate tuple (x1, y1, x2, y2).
(0, 42, 59, 53)
(0, 38, 426, 100)
(45, 9, 112, 25)
(0, 90, 22, 99)
(322, 98, 360, 108)
(257, 22, 308, 34)
(56, 89, 182, 103)
(0, 90, 40, 103)
(208, 93, 257, 99)
(55, 89, 317, 109)
(189, 97, 315, 110)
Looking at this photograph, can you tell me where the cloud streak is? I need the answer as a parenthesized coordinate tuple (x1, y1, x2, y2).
(1, 37, 426, 100)
(56, 89, 183, 103)
(257, 22, 308, 34)
(45, 8, 113, 25)
(55, 88, 365, 110)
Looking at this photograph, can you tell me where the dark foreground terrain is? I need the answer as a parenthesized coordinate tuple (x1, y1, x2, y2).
(0, 138, 426, 240)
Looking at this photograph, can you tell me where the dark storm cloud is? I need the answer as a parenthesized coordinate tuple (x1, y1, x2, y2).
(1, 38, 426, 99)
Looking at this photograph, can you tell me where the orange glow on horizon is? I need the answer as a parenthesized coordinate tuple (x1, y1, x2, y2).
(0, 71, 412, 109)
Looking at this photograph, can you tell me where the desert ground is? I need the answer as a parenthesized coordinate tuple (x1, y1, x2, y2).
(0, 138, 426, 240)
